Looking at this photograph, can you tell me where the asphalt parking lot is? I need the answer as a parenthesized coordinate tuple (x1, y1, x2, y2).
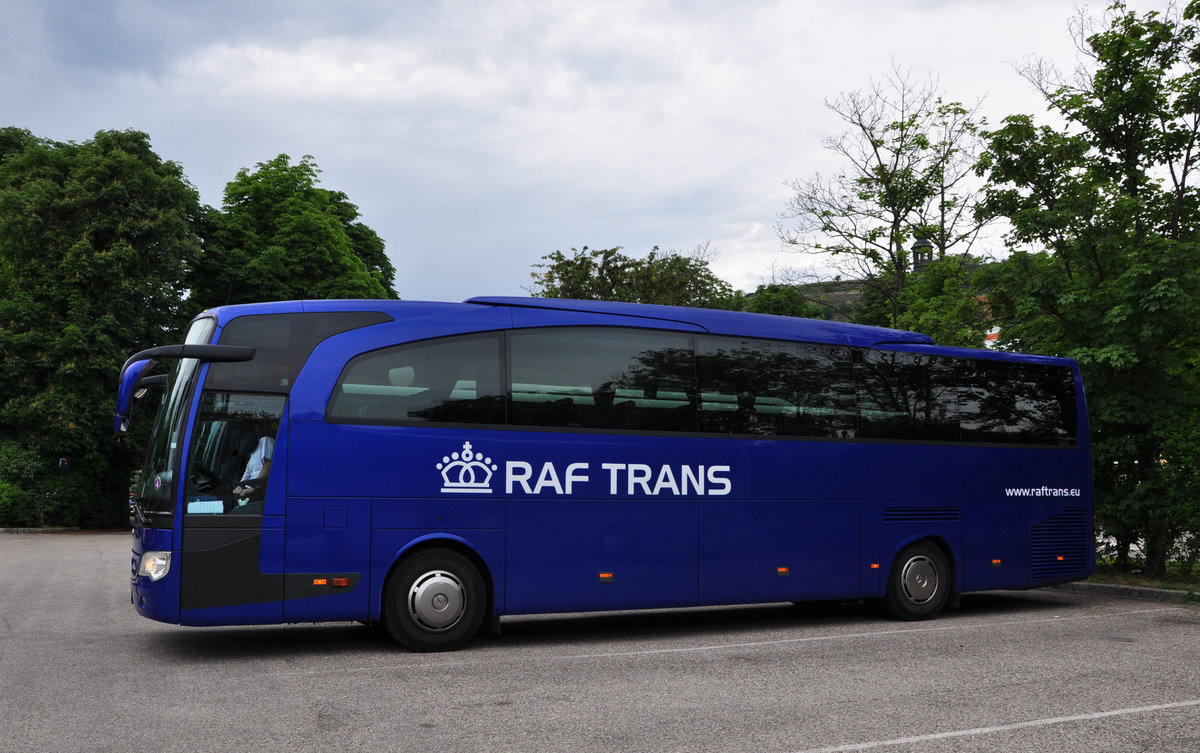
(2, 531, 1199, 753)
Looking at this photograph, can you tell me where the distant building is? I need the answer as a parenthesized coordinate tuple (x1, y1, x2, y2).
(774, 279, 998, 349)
(787, 279, 864, 323)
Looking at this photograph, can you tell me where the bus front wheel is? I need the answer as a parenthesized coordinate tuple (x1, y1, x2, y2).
(383, 548, 486, 652)
(883, 541, 950, 621)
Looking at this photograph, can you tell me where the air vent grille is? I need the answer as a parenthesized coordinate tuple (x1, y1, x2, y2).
(1031, 506, 1091, 580)
(882, 506, 961, 523)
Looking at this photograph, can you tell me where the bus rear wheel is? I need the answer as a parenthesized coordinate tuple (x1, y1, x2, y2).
(883, 541, 950, 621)
(384, 548, 486, 652)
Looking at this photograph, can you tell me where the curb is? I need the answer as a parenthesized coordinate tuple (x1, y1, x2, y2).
(1052, 581, 1197, 603)
(2, 527, 82, 534)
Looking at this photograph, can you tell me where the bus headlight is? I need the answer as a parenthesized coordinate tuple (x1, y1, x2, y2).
(138, 551, 172, 582)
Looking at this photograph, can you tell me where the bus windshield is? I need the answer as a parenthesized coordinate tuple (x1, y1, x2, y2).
(133, 318, 215, 521)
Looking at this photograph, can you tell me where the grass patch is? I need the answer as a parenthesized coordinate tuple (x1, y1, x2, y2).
(1089, 562, 1200, 596)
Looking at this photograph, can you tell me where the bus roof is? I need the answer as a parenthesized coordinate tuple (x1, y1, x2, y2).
(466, 296, 934, 348)
(196, 296, 936, 349)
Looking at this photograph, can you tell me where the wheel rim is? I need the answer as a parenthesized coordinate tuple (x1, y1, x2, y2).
(900, 555, 939, 604)
(408, 570, 467, 632)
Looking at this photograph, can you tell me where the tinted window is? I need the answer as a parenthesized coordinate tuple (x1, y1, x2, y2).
(958, 360, 1077, 445)
(327, 332, 504, 425)
(508, 328, 696, 432)
(207, 311, 392, 392)
(696, 336, 855, 438)
(323, 325, 1078, 445)
(855, 350, 959, 441)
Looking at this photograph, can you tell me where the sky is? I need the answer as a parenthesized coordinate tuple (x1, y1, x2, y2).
(0, 0, 1170, 302)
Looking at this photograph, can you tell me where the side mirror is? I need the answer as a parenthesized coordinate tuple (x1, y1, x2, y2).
(115, 359, 158, 433)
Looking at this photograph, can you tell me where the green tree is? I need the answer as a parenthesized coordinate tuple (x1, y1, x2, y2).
(896, 256, 990, 347)
(978, 1, 1200, 574)
(530, 245, 742, 309)
(188, 154, 396, 311)
(0, 128, 200, 526)
(777, 65, 990, 329)
(0, 127, 38, 163)
(742, 283, 828, 319)
(0, 440, 41, 524)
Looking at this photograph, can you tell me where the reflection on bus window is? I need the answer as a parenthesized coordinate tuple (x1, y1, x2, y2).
(856, 351, 959, 441)
(697, 336, 856, 438)
(509, 327, 696, 432)
(322, 327, 1077, 447)
(327, 333, 504, 425)
(958, 360, 1076, 445)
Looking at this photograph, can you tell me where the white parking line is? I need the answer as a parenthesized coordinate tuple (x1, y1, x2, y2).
(791, 699, 1200, 752)
(270, 605, 1181, 676)
(553, 606, 1176, 661)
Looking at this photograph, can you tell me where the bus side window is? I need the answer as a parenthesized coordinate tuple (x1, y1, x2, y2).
(855, 350, 959, 442)
(508, 327, 696, 432)
(696, 336, 855, 438)
(327, 333, 505, 425)
(957, 360, 1076, 445)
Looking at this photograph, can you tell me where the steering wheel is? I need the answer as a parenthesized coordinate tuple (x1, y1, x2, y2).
(189, 462, 220, 492)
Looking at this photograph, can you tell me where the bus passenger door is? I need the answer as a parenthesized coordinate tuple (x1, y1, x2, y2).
(179, 392, 289, 625)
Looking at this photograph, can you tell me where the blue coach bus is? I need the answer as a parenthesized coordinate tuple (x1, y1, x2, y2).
(117, 297, 1093, 651)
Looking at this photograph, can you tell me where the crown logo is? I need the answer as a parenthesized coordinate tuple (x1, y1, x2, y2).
(437, 441, 498, 494)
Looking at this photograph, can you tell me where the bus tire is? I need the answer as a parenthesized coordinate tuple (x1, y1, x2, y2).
(883, 541, 950, 621)
(383, 548, 486, 652)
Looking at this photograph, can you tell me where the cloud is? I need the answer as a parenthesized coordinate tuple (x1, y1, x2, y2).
(0, 0, 1177, 300)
